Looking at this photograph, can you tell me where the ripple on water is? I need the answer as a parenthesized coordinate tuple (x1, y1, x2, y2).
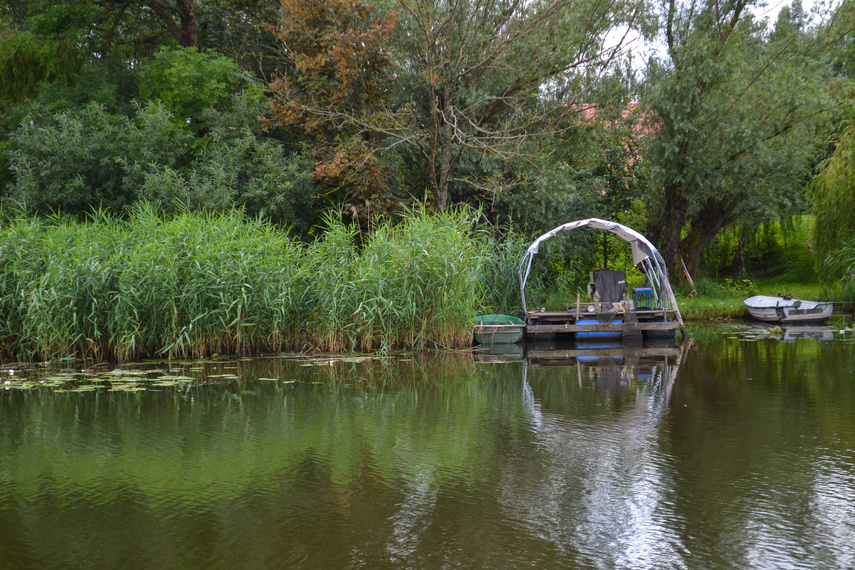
(2, 344, 855, 569)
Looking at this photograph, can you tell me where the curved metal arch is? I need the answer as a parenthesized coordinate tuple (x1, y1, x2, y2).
(517, 218, 678, 317)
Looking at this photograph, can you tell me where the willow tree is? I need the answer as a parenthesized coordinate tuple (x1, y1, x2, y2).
(643, 0, 851, 279)
(0, 2, 98, 107)
(269, 0, 653, 213)
(813, 125, 855, 262)
(812, 0, 855, 271)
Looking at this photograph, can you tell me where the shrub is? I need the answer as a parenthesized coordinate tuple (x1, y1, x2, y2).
(5, 103, 189, 215)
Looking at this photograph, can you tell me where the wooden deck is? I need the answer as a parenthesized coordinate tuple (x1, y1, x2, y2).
(524, 308, 680, 337)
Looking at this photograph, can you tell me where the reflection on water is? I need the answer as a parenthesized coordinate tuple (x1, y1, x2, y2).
(512, 339, 687, 568)
(1, 333, 855, 568)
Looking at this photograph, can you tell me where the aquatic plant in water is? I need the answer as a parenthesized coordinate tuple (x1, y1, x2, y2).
(0, 205, 522, 361)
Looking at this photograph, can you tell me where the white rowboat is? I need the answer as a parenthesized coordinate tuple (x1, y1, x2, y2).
(743, 295, 833, 324)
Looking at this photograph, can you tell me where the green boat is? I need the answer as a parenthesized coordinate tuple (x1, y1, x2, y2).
(473, 314, 525, 344)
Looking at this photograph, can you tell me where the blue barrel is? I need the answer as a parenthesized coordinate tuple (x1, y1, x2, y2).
(576, 317, 623, 339)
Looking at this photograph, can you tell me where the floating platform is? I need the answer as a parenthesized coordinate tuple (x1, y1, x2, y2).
(516, 219, 688, 341)
(524, 308, 680, 338)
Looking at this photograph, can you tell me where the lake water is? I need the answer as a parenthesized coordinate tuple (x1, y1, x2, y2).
(2, 328, 855, 569)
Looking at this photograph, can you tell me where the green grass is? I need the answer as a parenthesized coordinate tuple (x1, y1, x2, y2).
(0, 205, 524, 362)
(677, 275, 837, 321)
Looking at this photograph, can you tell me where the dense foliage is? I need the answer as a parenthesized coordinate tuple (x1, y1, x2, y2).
(1, 0, 653, 233)
(642, 0, 849, 278)
(1, 0, 855, 359)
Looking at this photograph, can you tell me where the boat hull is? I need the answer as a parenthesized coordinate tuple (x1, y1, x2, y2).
(473, 315, 525, 344)
(744, 296, 833, 324)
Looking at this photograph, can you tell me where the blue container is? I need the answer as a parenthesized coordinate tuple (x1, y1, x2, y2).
(633, 287, 653, 310)
(576, 317, 623, 339)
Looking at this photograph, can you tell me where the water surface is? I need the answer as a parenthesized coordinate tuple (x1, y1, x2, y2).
(2, 330, 854, 568)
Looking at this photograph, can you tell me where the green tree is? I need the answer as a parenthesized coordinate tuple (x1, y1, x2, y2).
(813, 124, 855, 264)
(141, 127, 319, 233)
(0, 1, 101, 108)
(140, 46, 252, 133)
(269, 0, 653, 213)
(642, 0, 849, 279)
(810, 0, 855, 274)
(5, 103, 190, 214)
(194, 0, 283, 78)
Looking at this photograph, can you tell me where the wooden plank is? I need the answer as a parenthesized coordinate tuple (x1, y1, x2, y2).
(526, 309, 678, 318)
(525, 321, 680, 334)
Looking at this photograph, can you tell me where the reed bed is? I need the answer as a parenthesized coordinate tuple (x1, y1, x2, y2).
(0, 206, 522, 362)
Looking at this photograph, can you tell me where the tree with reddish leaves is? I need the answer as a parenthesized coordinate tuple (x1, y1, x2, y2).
(268, 0, 650, 214)
(267, 0, 398, 215)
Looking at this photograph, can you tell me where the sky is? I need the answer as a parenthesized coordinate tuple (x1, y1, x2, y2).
(602, 0, 829, 74)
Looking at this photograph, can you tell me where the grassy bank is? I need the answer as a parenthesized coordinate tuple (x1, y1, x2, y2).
(7, 205, 845, 363)
(676, 215, 849, 321)
(676, 276, 842, 321)
(0, 206, 524, 362)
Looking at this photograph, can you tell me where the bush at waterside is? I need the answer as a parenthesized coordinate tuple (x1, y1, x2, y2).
(0, 206, 524, 361)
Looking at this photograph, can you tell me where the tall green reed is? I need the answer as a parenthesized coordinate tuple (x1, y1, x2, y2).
(0, 217, 48, 356)
(306, 206, 492, 352)
(476, 231, 529, 315)
(110, 205, 310, 360)
(0, 205, 525, 361)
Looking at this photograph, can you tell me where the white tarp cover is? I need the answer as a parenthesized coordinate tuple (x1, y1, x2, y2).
(525, 218, 656, 265)
(518, 218, 672, 314)
(517, 218, 687, 335)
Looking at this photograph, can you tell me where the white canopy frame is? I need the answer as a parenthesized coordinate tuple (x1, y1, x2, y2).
(517, 219, 684, 332)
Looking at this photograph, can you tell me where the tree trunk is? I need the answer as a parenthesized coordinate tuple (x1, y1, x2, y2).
(427, 85, 453, 212)
(146, 0, 197, 47)
(730, 227, 747, 276)
(176, 0, 197, 47)
(434, 111, 451, 211)
(680, 204, 729, 278)
(655, 182, 689, 282)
